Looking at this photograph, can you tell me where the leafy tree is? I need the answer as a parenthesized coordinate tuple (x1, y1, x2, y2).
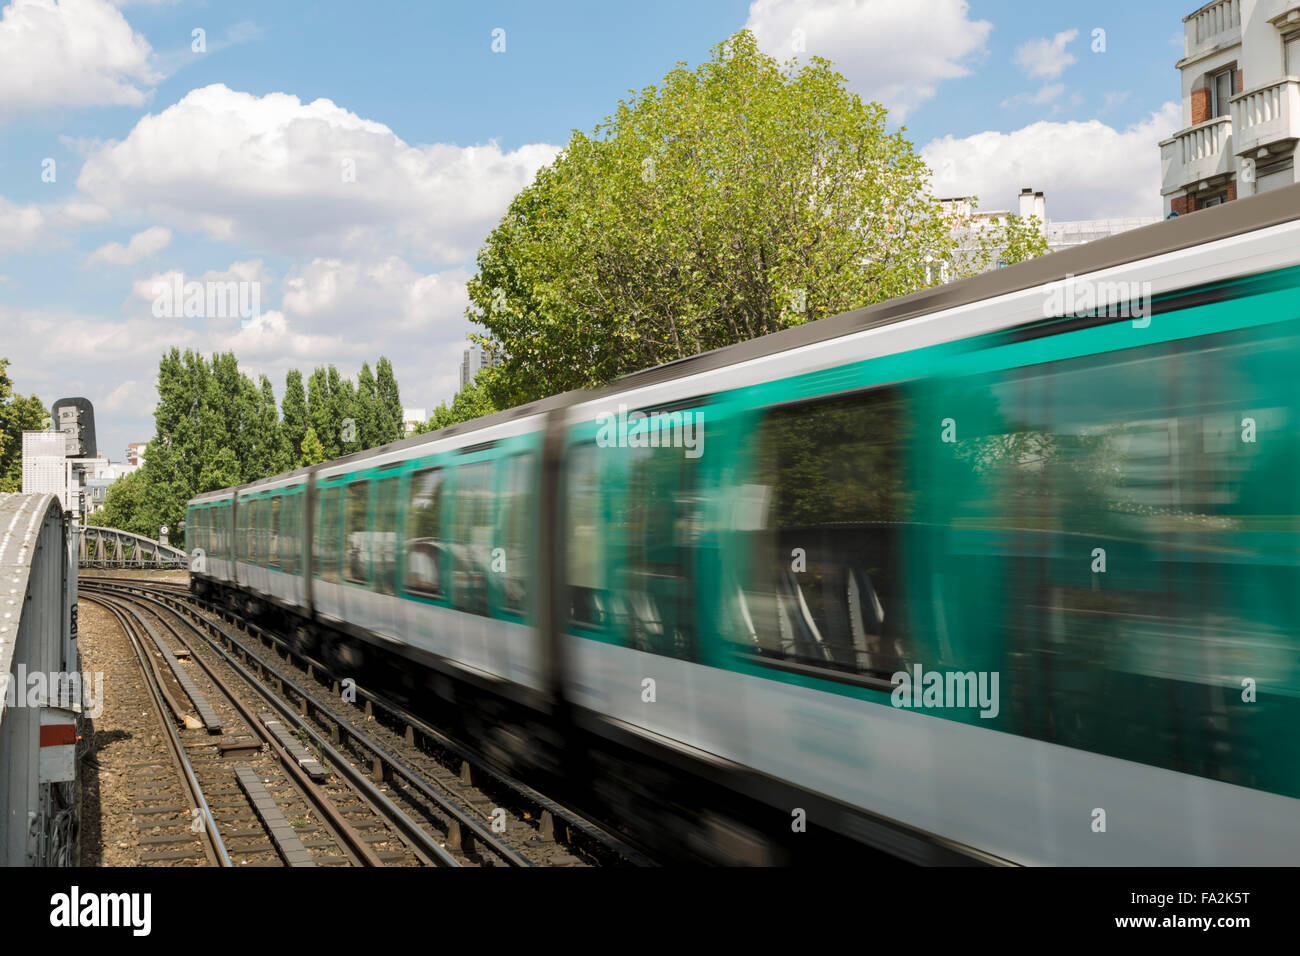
(299, 426, 326, 466)
(418, 377, 499, 433)
(0, 358, 49, 492)
(467, 30, 1046, 408)
(281, 369, 308, 465)
(354, 361, 383, 448)
(375, 356, 403, 443)
(306, 367, 335, 459)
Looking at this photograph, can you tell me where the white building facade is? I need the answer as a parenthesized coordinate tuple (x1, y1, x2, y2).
(1160, 0, 1300, 216)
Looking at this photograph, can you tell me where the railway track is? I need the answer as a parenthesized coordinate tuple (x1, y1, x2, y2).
(82, 585, 455, 866)
(82, 578, 652, 866)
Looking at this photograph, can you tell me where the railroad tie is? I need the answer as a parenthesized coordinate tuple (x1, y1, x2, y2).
(259, 713, 329, 780)
(136, 614, 222, 733)
(234, 766, 316, 867)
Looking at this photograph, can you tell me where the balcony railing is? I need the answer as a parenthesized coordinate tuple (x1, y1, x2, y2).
(1232, 78, 1300, 156)
(1184, 0, 1241, 59)
(1160, 115, 1234, 194)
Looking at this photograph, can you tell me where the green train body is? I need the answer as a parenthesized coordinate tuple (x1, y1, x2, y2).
(188, 187, 1300, 864)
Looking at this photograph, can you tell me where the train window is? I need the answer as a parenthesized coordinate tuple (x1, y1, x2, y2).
(737, 388, 913, 678)
(281, 494, 295, 574)
(268, 497, 282, 567)
(314, 486, 341, 583)
(620, 429, 701, 660)
(344, 480, 370, 585)
(497, 454, 532, 616)
(374, 477, 399, 595)
(453, 460, 493, 616)
(404, 468, 445, 598)
(250, 499, 261, 564)
(564, 443, 607, 628)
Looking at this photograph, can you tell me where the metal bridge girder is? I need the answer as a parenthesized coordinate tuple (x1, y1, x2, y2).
(79, 526, 188, 570)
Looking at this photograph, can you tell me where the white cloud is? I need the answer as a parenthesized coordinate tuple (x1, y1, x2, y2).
(85, 224, 171, 266)
(0, 194, 110, 256)
(77, 84, 561, 264)
(922, 101, 1181, 220)
(744, 0, 992, 120)
(0, 0, 160, 118)
(1001, 83, 1064, 109)
(1013, 29, 1078, 80)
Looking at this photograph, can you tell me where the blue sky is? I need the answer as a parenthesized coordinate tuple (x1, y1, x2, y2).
(0, 0, 1193, 462)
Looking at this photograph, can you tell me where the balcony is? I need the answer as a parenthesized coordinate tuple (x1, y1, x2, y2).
(1182, 0, 1241, 63)
(1232, 78, 1300, 157)
(1160, 115, 1234, 194)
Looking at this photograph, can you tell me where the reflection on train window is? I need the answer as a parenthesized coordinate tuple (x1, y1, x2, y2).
(738, 388, 913, 678)
(250, 499, 262, 565)
(565, 443, 607, 628)
(268, 497, 282, 567)
(374, 476, 399, 595)
(620, 429, 701, 660)
(404, 468, 445, 598)
(453, 460, 493, 616)
(314, 487, 341, 583)
(282, 494, 296, 574)
(498, 454, 532, 616)
(344, 480, 370, 585)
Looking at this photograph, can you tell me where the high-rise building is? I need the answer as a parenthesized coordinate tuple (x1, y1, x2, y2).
(1160, 1, 1300, 216)
(460, 344, 499, 390)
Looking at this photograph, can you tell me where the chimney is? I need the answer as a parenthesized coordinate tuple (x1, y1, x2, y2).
(1033, 190, 1046, 223)
(1019, 187, 1034, 219)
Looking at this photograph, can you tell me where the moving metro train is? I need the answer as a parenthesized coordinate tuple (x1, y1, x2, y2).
(188, 185, 1300, 865)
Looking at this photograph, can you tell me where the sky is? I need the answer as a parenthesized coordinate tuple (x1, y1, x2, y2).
(0, 0, 1193, 463)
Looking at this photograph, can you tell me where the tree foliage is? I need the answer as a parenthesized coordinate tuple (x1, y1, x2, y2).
(466, 30, 1048, 408)
(0, 357, 49, 492)
(98, 350, 404, 548)
(415, 375, 499, 434)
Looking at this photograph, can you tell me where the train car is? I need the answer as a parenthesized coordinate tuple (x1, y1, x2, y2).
(188, 184, 1300, 865)
(186, 487, 235, 599)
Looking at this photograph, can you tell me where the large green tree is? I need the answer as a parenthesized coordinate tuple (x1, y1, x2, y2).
(467, 31, 1044, 408)
(0, 358, 49, 492)
(281, 369, 308, 465)
(375, 356, 403, 443)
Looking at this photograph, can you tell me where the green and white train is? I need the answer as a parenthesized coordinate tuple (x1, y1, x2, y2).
(188, 185, 1300, 865)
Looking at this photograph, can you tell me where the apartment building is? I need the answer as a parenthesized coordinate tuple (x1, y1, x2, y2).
(1160, 0, 1300, 215)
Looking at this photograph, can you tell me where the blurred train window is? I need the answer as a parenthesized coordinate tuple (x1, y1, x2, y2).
(237, 501, 247, 562)
(405, 468, 445, 598)
(250, 499, 261, 565)
(268, 497, 282, 568)
(314, 486, 342, 584)
(565, 443, 607, 629)
(498, 454, 532, 616)
(453, 460, 493, 616)
(345, 480, 370, 585)
(739, 388, 913, 678)
(282, 494, 296, 574)
(621, 425, 701, 660)
(374, 476, 399, 595)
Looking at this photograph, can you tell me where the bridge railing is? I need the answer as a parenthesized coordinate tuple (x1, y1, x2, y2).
(80, 525, 188, 570)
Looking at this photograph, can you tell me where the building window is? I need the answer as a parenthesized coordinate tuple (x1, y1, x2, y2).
(1201, 193, 1225, 208)
(1286, 32, 1300, 77)
(1211, 68, 1236, 118)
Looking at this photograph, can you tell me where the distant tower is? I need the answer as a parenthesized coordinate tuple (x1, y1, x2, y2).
(50, 397, 96, 459)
